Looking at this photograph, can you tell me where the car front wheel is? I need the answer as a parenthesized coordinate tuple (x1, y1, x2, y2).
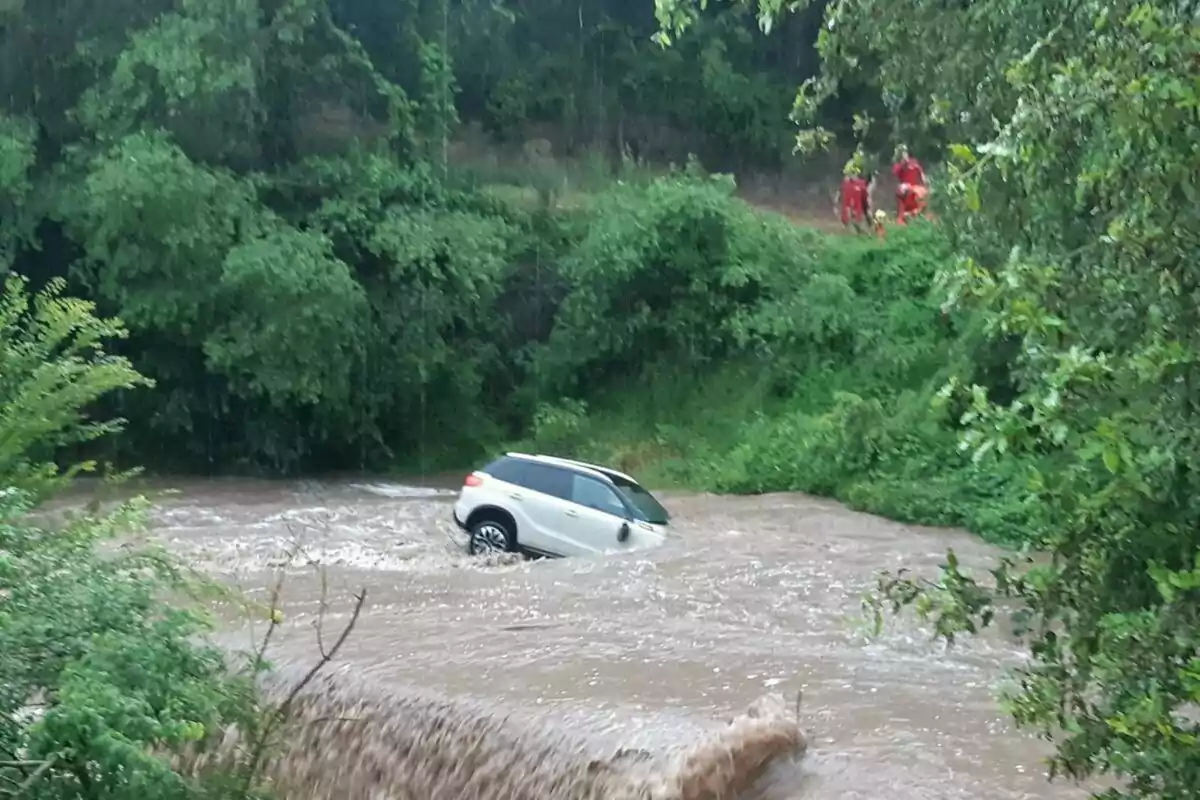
(468, 518, 515, 556)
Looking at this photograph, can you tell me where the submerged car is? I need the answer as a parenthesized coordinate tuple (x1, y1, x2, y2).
(451, 452, 670, 558)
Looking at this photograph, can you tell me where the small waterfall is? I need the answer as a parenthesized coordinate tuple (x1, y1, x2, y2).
(184, 667, 807, 799)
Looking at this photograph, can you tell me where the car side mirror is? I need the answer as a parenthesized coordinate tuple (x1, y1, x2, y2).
(617, 522, 631, 543)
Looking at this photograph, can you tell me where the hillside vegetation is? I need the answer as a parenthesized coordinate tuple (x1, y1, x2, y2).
(0, 0, 859, 475)
(516, 220, 1044, 547)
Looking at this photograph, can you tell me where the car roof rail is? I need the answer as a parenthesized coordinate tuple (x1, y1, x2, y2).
(506, 452, 637, 484)
(504, 452, 613, 481)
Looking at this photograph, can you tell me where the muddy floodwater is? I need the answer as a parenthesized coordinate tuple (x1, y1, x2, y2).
(132, 477, 1083, 799)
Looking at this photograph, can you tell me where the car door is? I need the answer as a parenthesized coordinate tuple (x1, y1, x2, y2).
(566, 474, 632, 554)
(512, 463, 579, 556)
(473, 457, 543, 549)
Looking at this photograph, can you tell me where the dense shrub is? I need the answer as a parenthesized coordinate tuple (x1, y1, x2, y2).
(529, 170, 820, 390)
(0, 275, 264, 799)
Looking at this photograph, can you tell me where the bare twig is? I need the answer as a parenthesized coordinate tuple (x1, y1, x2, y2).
(250, 578, 283, 675)
(278, 589, 367, 719)
(314, 565, 330, 658)
(239, 587, 367, 794)
(248, 531, 317, 674)
(247, 544, 300, 676)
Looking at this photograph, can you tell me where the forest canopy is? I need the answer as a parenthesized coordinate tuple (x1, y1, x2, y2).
(0, 0, 863, 473)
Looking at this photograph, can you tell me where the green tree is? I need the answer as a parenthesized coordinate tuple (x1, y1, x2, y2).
(0, 274, 265, 799)
(0, 114, 36, 267)
(1, 0, 848, 473)
(536, 171, 812, 393)
(0, 275, 150, 498)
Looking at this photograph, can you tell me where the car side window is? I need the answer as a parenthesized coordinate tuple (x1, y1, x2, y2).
(570, 475, 627, 517)
(521, 463, 572, 500)
(484, 457, 526, 485)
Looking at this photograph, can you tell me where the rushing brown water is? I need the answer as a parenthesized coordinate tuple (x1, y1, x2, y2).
(137, 477, 1083, 799)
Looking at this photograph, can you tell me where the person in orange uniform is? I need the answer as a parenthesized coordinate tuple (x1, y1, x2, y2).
(839, 165, 871, 231)
(891, 145, 929, 223)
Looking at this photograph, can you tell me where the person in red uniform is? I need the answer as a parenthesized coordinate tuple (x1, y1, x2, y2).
(892, 145, 929, 223)
(839, 167, 871, 231)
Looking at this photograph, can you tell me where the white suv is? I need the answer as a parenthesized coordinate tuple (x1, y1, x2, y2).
(451, 452, 671, 558)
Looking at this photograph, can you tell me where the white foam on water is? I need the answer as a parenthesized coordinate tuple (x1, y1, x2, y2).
(350, 482, 457, 499)
(160, 525, 529, 577)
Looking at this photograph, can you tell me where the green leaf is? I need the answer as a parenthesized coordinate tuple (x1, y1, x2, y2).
(948, 143, 977, 165)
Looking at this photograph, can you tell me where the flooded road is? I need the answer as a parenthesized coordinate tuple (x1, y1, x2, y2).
(141, 477, 1082, 799)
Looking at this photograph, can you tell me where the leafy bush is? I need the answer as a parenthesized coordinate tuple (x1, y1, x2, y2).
(0, 275, 264, 799)
(536, 170, 820, 395)
(0, 275, 150, 499)
(718, 392, 889, 495)
(0, 490, 261, 799)
(528, 399, 592, 455)
(710, 388, 1041, 546)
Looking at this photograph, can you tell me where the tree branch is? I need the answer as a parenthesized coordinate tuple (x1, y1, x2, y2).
(239, 587, 367, 794)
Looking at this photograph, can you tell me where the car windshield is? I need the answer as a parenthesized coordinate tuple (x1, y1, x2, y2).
(608, 475, 669, 525)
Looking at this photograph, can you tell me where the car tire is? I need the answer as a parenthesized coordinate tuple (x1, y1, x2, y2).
(468, 517, 516, 556)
